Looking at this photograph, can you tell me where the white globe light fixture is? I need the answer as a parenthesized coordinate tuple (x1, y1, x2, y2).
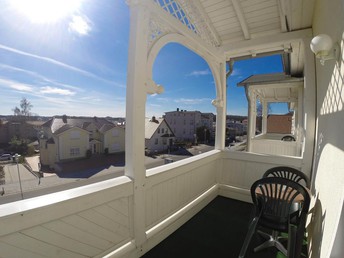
(310, 34, 340, 65)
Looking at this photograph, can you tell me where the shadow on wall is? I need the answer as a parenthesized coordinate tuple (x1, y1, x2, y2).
(307, 195, 325, 258)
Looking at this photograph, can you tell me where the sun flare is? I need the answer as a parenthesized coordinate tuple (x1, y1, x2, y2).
(11, 0, 82, 23)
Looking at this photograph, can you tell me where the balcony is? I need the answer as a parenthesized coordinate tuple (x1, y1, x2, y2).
(0, 149, 318, 257)
(1, 0, 344, 258)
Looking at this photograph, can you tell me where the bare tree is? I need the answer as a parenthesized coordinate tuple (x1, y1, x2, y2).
(12, 106, 21, 116)
(20, 98, 33, 116)
(13, 98, 33, 116)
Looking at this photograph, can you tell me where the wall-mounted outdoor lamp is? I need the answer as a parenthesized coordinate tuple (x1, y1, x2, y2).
(310, 34, 340, 65)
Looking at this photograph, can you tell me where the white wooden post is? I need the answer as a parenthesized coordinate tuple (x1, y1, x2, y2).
(301, 37, 316, 176)
(214, 61, 227, 150)
(125, 1, 149, 250)
(246, 87, 256, 152)
(262, 100, 268, 134)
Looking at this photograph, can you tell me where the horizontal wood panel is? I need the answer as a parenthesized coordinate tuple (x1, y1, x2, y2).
(201, 0, 224, 9)
(203, 1, 231, 13)
(243, 0, 277, 13)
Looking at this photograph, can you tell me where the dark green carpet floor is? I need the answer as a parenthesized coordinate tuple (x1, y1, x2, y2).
(142, 196, 278, 258)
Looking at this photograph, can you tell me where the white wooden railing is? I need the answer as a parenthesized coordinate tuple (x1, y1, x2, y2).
(250, 133, 302, 157)
(0, 149, 304, 258)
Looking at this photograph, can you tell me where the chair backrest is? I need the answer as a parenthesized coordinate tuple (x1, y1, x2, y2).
(281, 135, 296, 141)
(263, 166, 310, 187)
(250, 177, 310, 232)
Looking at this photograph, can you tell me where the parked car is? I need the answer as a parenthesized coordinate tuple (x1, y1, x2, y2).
(0, 154, 12, 161)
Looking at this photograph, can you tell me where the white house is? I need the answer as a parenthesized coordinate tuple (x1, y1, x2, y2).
(40, 116, 125, 167)
(145, 116, 175, 154)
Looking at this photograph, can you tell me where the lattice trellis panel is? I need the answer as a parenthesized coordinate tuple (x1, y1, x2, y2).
(153, 0, 220, 47)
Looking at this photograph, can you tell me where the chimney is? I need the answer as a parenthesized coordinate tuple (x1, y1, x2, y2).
(177, 108, 179, 112)
(151, 116, 158, 123)
(62, 115, 67, 123)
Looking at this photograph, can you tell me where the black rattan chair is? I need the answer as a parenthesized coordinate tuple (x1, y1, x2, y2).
(238, 177, 310, 258)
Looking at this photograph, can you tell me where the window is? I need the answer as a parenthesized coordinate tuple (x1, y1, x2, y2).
(162, 128, 165, 133)
(163, 138, 167, 145)
(70, 131, 80, 139)
(111, 143, 120, 151)
(158, 128, 160, 134)
(112, 129, 119, 137)
(70, 147, 80, 157)
(155, 138, 158, 145)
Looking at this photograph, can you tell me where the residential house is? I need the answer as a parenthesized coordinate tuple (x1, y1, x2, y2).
(39, 116, 125, 168)
(145, 116, 175, 154)
(267, 113, 293, 134)
(1, 1, 344, 258)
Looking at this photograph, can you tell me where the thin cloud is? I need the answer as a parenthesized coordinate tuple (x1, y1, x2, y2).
(174, 98, 211, 105)
(0, 44, 119, 86)
(40, 86, 76, 96)
(69, 15, 92, 36)
(0, 78, 33, 92)
(0, 63, 84, 92)
(187, 69, 211, 77)
(149, 103, 162, 107)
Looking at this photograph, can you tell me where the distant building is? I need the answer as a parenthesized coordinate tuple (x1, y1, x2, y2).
(267, 113, 293, 134)
(226, 120, 246, 136)
(0, 116, 44, 144)
(39, 116, 125, 168)
(164, 108, 214, 142)
(145, 116, 175, 154)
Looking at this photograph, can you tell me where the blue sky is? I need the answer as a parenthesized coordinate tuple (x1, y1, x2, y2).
(0, 0, 284, 118)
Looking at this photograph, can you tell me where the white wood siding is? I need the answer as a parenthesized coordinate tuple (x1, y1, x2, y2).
(0, 177, 133, 258)
(145, 152, 219, 229)
(220, 151, 303, 191)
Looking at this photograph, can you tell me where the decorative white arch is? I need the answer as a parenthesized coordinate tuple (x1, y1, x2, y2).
(147, 32, 224, 106)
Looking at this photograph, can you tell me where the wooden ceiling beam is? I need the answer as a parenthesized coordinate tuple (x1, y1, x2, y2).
(231, 0, 251, 40)
(277, 0, 289, 32)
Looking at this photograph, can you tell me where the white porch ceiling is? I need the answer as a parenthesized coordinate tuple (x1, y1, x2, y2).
(154, 0, 315, 75)
(199, 0, 314, 45)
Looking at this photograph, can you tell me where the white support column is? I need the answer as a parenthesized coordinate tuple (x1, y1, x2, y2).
(246, 87, 256, 152)
(301, 37, 316, 176)
(262, 100, 268, 134)
(125, 2, 149, 250)
(214, 61, 227, 150)
(297, 86, 303, 136)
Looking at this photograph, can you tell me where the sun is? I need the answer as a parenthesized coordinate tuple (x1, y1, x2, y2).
(10, 0, 82, 24)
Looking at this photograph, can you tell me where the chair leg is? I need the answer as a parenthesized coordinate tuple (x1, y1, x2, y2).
(254, 230, 287, 257)
(238, 217, 259, 258)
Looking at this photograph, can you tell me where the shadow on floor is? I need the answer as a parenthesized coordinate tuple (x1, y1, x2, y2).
(142, 196, 278, 258)
(55, 153, 125, 178)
